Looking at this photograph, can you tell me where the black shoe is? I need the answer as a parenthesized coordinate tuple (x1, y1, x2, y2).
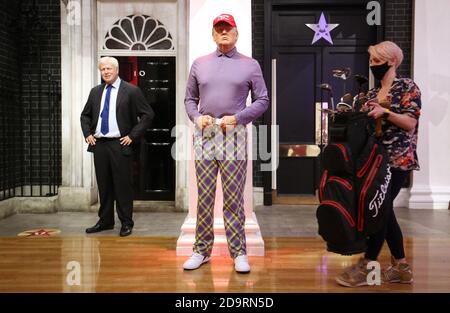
(120, 225, 133, 237)
(85, 223, 114, 234)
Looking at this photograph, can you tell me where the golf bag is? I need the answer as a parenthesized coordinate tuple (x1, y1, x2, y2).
(316, 112, 392, 255)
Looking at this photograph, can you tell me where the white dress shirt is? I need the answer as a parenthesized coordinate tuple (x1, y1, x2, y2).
(94, 78, 121, 138)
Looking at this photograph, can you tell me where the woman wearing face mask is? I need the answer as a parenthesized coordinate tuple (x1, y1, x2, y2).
(336, 41, 421, 288)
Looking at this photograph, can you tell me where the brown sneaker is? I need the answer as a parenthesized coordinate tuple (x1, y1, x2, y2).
(382, 256, 413, 284)
(335, 257, 371, 287)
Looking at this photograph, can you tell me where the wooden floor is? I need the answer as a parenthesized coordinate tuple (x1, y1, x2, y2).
(0, 236, 449, 292)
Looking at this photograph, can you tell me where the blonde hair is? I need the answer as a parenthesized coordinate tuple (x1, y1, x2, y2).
(368, 41, 404, 69)
(98, 56, 119, 70)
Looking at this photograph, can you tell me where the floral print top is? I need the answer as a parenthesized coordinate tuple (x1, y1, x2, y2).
(366, 77, 421, 171)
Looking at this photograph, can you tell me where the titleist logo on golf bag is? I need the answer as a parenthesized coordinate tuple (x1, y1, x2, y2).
(316, 112, 391, 255)
(369, 166, 391, 218)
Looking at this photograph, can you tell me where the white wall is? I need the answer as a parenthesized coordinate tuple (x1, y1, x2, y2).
(59, 0, 99, 211)
(409, 0, 450, 209)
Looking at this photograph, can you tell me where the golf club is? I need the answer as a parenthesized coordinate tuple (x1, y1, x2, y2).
(333, 67, 351, 95)
(354, 74, 369, 111)
(336, 93, 353, 112)
(318, 83, 335, 111)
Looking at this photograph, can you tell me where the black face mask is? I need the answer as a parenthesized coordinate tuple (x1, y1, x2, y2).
(370, 62, 391, 80)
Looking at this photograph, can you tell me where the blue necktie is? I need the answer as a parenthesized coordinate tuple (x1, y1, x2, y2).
(100, 85, 112, 135)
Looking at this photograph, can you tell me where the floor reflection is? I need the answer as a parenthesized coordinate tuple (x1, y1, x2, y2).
(0, 236, 448, 292)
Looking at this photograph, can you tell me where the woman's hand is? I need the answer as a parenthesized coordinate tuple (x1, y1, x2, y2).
(367, 99, 417, 131)
(367, 101, 387, 119)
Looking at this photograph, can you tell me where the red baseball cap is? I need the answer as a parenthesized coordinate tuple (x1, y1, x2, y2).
(213, 13, 237, 28)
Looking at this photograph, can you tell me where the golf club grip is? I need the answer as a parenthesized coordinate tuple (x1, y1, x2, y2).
(375, 100, 391, 137)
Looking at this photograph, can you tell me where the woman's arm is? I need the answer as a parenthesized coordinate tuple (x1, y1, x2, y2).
(368, 104, 417, 131)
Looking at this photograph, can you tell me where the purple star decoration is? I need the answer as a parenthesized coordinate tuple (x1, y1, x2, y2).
(306, 12, 339, 45)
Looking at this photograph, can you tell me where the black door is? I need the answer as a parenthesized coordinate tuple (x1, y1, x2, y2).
(273, 46, 321, 196)
(114, 56, 176, 201)
(269, 3, 379, 201)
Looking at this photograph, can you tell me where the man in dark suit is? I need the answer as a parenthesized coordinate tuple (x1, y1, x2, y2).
(81, 56, 154, 237)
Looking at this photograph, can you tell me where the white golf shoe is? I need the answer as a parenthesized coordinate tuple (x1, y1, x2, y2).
(234, 255, 251, 273)
(183, 252, 211, 270)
